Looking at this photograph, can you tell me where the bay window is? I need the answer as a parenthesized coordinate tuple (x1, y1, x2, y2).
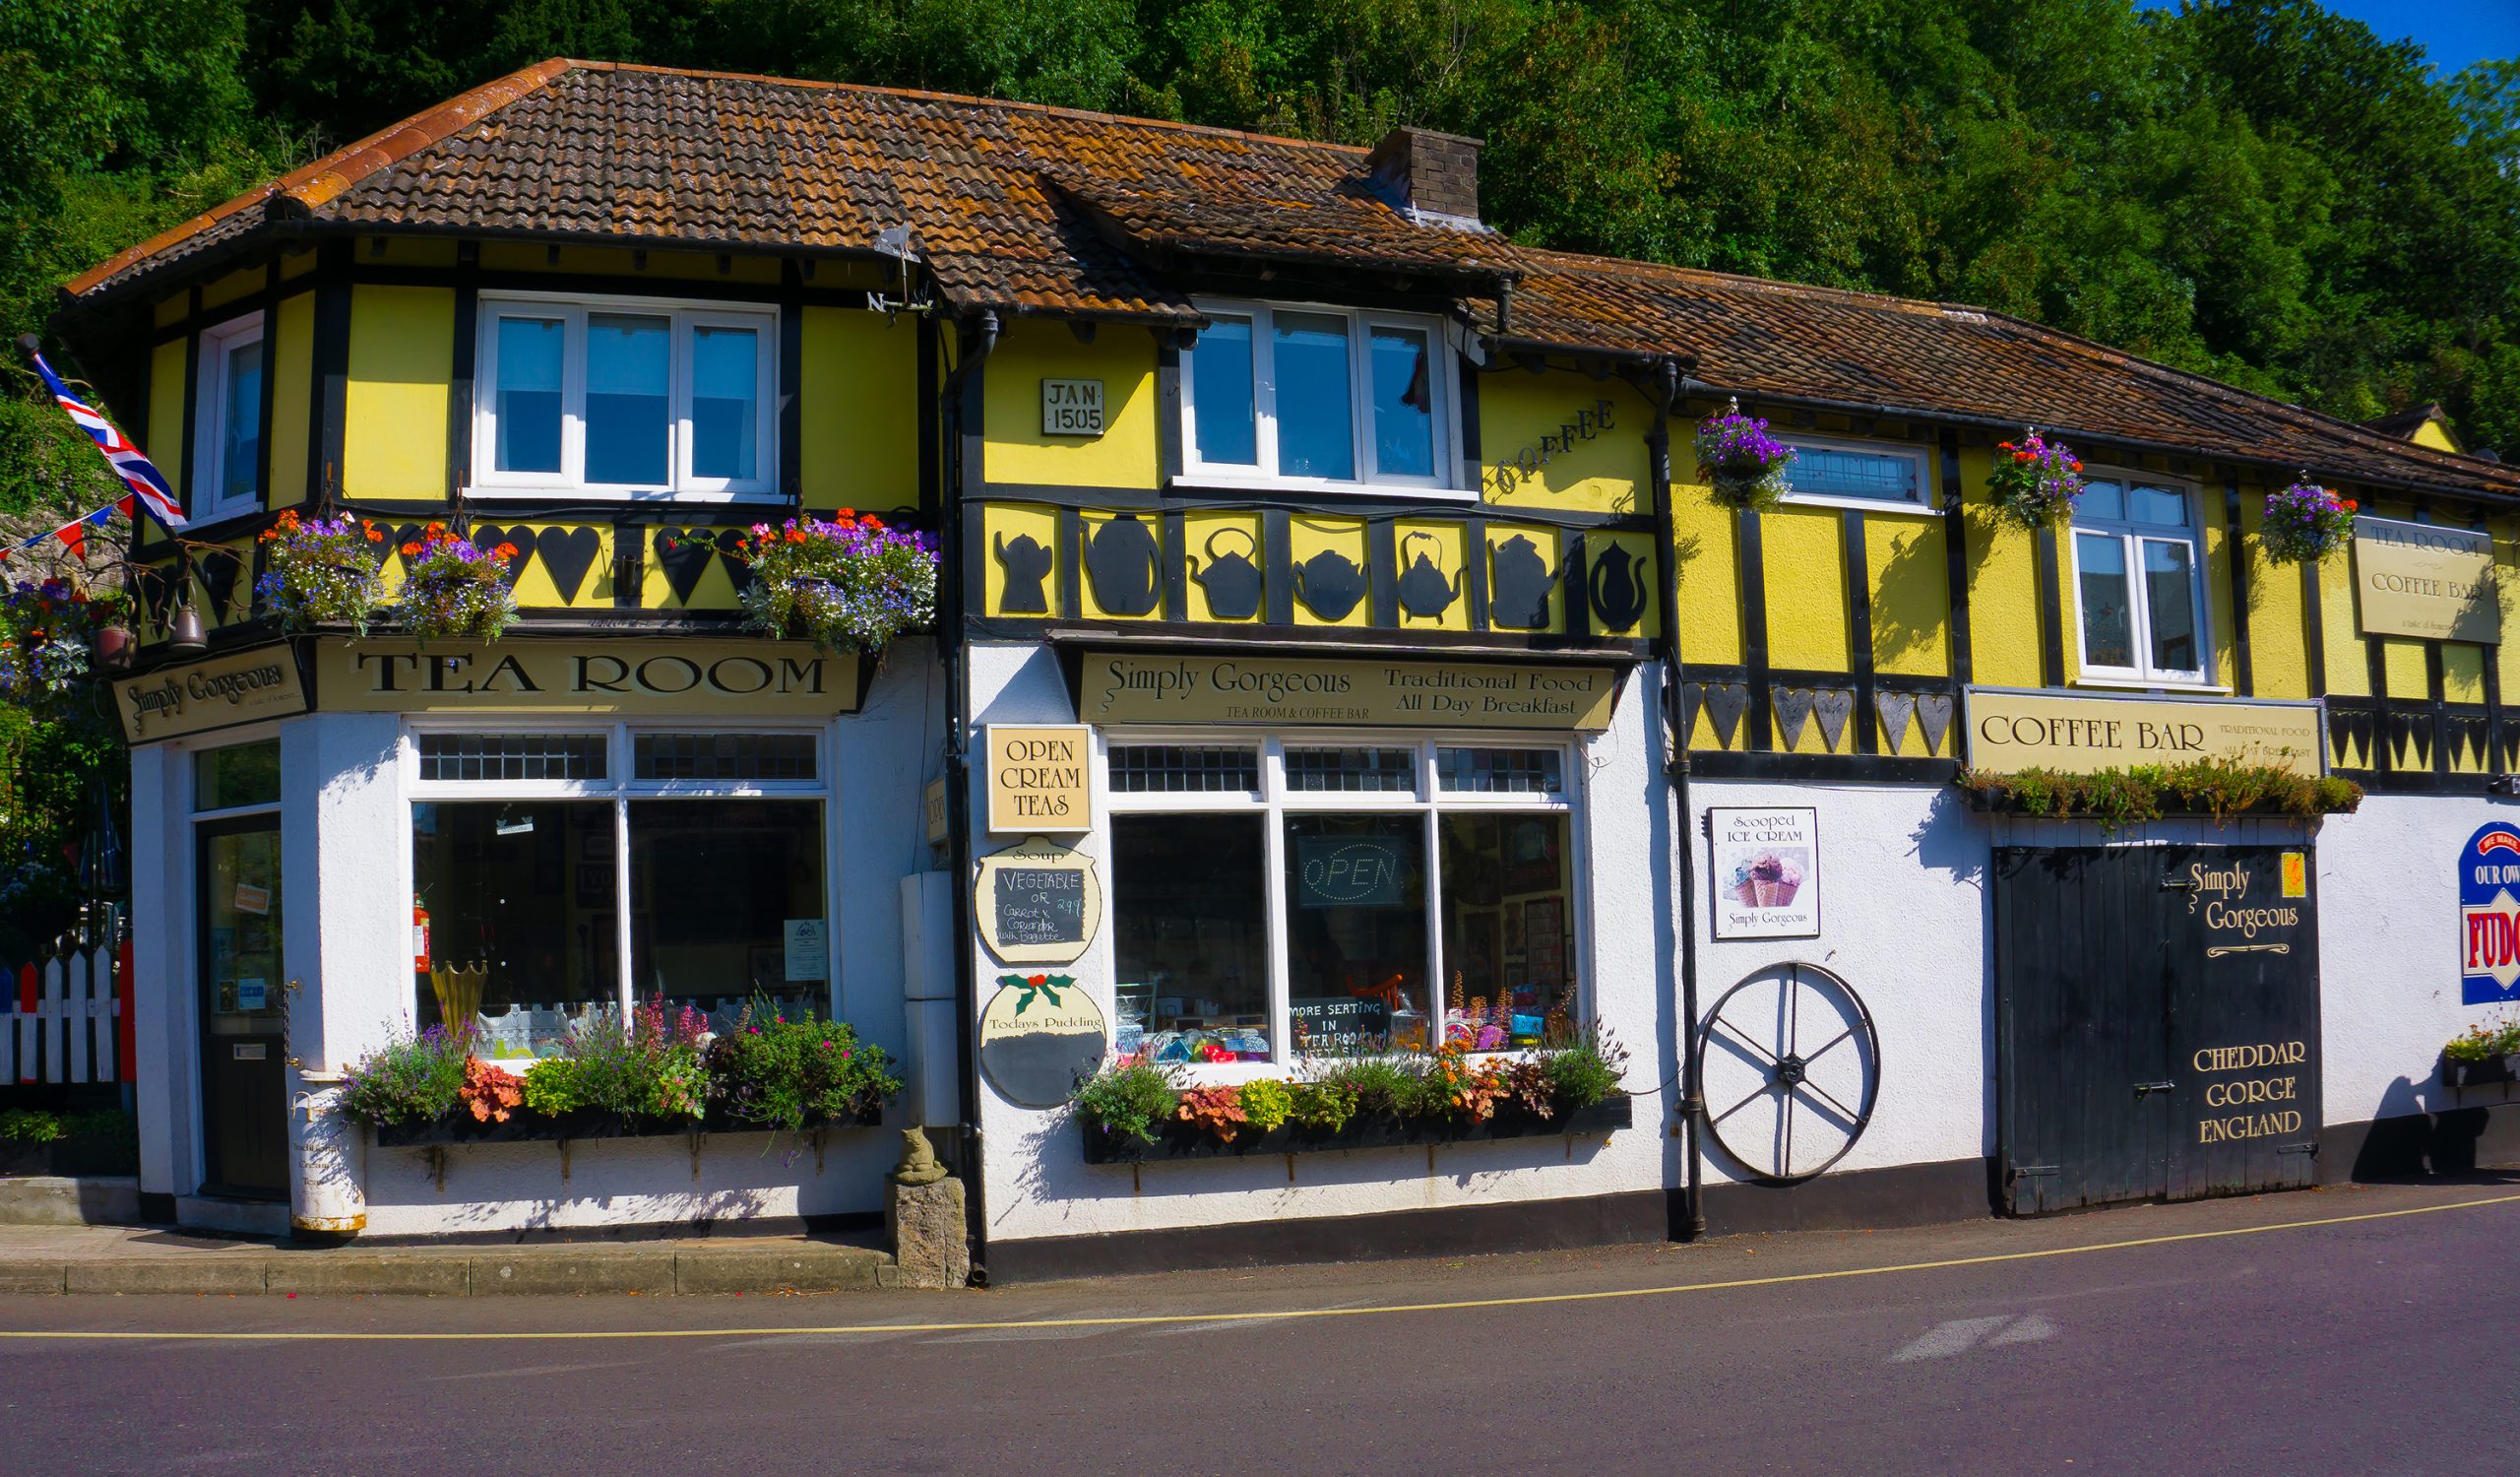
(410, 727, 829, 1059)
(1181, 302, 1457, 491)
(472, 293, 775, 498)
(2070, 479, 2210, 685)
(1106, 737, 1581, 1067)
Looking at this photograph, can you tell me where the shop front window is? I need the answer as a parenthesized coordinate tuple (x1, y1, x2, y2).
(1105, 737, 1582, 1066)
(410, 727, 829, 1059)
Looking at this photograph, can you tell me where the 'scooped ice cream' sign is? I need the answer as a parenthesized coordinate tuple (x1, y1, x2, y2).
(1709, 806, 1819, 940)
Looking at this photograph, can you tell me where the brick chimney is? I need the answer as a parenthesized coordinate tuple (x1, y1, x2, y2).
(1363, 126, 1483, 227)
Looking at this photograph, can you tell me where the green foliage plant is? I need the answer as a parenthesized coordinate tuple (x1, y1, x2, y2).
(1965, 757, 2362, 832)
(704, 1000, 903, 1130)
(521, 1057, 582, 1117)
(1236, 1077, 1293, 1132)
(1536, 1024, 1630, 1113)
(1174, 1083, 1248, 1141)
(550, 1001, 711, 1121)
(0, 1107, 67, 1142)
(1070, 1056, 1183, 1143)
(1287, 1077, 1357, 1132)
(2443, 1016, 2520, 1063)
(339, 1020, 472, 1125)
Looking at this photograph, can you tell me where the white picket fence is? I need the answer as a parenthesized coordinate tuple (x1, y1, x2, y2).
(3, 939, 125, 1086)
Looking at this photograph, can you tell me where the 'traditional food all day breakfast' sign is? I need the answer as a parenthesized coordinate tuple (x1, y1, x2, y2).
(1964, 688, 2325, 777)
(1078, 652, 1620, 730)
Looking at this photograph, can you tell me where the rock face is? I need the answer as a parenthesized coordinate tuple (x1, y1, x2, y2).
(888, 1176, 970, 1290)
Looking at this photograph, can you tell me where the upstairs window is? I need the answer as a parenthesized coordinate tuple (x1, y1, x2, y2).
(1182, 302, 1457, 491)
(194, 311, 265, 521)
(472, 293, 775, 499)
(2070, 479, 2210, 685)
(1779, 436, 1930, 510)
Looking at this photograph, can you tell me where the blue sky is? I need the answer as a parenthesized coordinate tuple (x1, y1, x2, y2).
(2139, 1, 2518, 78)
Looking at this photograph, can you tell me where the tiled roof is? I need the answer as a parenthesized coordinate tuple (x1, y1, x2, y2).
(60, 59, 2517, 499)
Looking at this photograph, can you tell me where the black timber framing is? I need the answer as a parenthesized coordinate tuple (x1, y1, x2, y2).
(1736, 507, 1774, 750)
(1938, 429, 1974, 684)
(2221, 476, 2252, 695)
(1841, 508, 1879, 752)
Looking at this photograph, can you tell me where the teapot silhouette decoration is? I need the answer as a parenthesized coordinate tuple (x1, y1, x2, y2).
(992, 532, 1054, 614)
(1395, 531, 1461, 620)
(1082, 514, 1163, 616)
(1186, 527, 1264, 621)
(1487, 534, 1559, 630)
(1587, 542, 1650, 630)
(1292, 545, 1369, 622)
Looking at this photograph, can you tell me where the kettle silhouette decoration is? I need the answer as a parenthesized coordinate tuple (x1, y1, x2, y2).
(1487, 535, 1558, 630)
(1395, 532, 1461, 620)
(1187, 527, 1264, 621)
(992, 532, 1054, 614)
(1082, 514, 1163, 616)
(1587, 542, 1649, 630)
(1292, 546, 1369, 621)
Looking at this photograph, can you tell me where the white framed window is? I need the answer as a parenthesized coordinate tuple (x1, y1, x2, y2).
(403, 723, 833, 1060)
(1178, 301, 1461, 494)
(1779, 435, 1933, 513)
(1102, 734, 1583, 1073)
(472, 293, 777, 500)
(2070, 477, 2212, 686)
(193, 311, 266, 521)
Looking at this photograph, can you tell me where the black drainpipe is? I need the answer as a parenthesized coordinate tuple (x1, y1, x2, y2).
(1648, 359, 1706, 1239)
(938, 307, 1000, 1276)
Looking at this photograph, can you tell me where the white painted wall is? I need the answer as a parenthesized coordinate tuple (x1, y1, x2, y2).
(2314, 792, 2520, 1128)
(127, 741, 184, 1199)
(972, 642, 1681, 1245)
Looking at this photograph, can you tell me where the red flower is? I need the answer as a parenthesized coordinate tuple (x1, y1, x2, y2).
(495, 543, 519, 560)
(365, 527, 384, 543)
(2013, 451, 2034, 464)
(2068, 460, 2083, 472)
(1027, 974, 1047, 987)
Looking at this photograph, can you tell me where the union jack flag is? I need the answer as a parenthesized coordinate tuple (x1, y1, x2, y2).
(30, 352, 185, 530)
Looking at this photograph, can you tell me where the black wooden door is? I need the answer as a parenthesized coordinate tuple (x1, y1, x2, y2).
(1995, 844, 2320, 1215)
(1994, 847, 2174, 1215)
(198, 815, 287, 1199)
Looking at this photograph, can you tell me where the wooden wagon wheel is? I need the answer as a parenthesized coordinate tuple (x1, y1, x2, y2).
(1694, 961, 1880, 1185)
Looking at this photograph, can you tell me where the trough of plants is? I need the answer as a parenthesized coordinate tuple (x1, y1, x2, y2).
(2440, 1054, 2519, 1091)
(370, 1104, 883, 1148)
(1079, 1094, 1635, 1166)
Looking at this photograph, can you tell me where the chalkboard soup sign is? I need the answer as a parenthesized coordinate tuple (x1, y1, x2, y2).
(979, 973, 1109, 1109)
(976, 835, 1105, 966)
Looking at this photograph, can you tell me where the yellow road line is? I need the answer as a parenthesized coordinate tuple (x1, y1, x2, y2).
(4, 1189, 2515, 1343)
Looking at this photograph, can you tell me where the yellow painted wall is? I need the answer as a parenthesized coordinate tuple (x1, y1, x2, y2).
(146, 337, 187, 514)
(1866, 514, 1949, 676)
(1760, 507, 1849, 672)
(800, 307, 918, 513)
(983, 320, 1159, 488)
(1670, 445, 1742, 665)
(343, 285, 452, 501)
(2314, 539, 2368, 696)
(199, 265, 265, 310)
(2413, 419, 2460, 454)
(2201, 482, 2236, 687)
(1960, 446, 2047, 689)
(267, 291, 314, 509)
(2237, 482, 2311, 699)
(1479, 375, 1649, 514)
(153, 295, 186, 329)
(1393, 521, 1473, 632)
(2497, 517, 2520, 701)
(2382, 639, 2428, 699)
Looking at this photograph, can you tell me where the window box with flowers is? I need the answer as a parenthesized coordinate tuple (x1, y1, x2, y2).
(2441, 1017, 2520, 1091)
(395, 524, 521, 642)
(719, 511, 939, 655)
(1071, 1031, 1634, 1164)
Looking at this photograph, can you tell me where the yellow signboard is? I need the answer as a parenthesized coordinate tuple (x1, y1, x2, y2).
(984, 726, 1092, 833)
(1965, 687, 2324, 777)
(115, 645, 309, 743)
(2353, 515, 2500, 644)
(313, 640, 859, 715)
(1078, 651, 1621, 730)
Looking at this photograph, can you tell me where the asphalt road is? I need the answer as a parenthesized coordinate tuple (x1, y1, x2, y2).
(6, 1177, 2518, 1476)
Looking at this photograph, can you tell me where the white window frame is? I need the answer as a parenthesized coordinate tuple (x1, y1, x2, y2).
(1098, 731, 1586, 1082)
(399, 718, 838, 1033)
(471, 291, 779, 501)
(1777, 433, 1936, 515)
(193, 310, 266, 523)
(2068, 475, 2215, 688)
(1176, 300, 1465, 497)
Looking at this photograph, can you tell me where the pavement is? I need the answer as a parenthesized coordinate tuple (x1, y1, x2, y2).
(5, 1175, 2519, 1474)
(0, 1221, 898, 1295)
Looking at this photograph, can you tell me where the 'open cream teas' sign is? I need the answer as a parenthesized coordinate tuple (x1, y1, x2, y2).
(985, 725, 1093, 833)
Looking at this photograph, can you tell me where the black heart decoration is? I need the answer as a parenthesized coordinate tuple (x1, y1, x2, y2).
(198, 547, 245, 623)
(378, 523, 423, 569)
(536, 526, 601, 605)
(654, 528, 715, 605)
(715, 529, 756, 598)
(472, 524, 537, 591)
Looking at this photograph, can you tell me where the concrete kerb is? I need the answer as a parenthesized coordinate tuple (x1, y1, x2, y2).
(0, 1241, 899, 1297)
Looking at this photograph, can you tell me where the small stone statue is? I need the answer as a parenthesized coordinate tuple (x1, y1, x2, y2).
(892, 1126, 948, 1186)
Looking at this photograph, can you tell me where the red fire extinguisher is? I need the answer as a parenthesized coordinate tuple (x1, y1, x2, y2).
(413, 900, 432, 976)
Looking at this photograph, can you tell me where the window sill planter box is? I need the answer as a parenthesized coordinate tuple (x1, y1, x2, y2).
(0, 1135, 139, 1178)
(370, 1104, 884, 1148)
(1079, 1093, 1634, 1166)
(2441, 1055, 2519, 1091)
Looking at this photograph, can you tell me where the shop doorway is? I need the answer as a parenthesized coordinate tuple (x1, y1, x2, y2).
(197, 815, 286, 1198)
(1994, 844, 2320, 1216)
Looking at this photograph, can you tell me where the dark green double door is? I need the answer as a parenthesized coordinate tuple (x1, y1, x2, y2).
(199, 816, 286, 1198)
(1994, 844, 2322, 1216)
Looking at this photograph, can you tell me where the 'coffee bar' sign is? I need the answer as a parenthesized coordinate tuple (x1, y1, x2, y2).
(1078, 652, 1620, 730)
(2354, 515, 2500, 644)
(1964, 688, 2326, 777)
(314, 640, 860, 716)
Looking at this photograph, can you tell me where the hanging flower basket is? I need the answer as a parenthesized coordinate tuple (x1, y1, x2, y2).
(1984, 428, 2087, 530)
(1693, 399, 1796, 511)
(396, 523, 520, 642)
(2260, 476, 2358, 565)
(257, 509, 385, 632)
(728, 511, 938, 654)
